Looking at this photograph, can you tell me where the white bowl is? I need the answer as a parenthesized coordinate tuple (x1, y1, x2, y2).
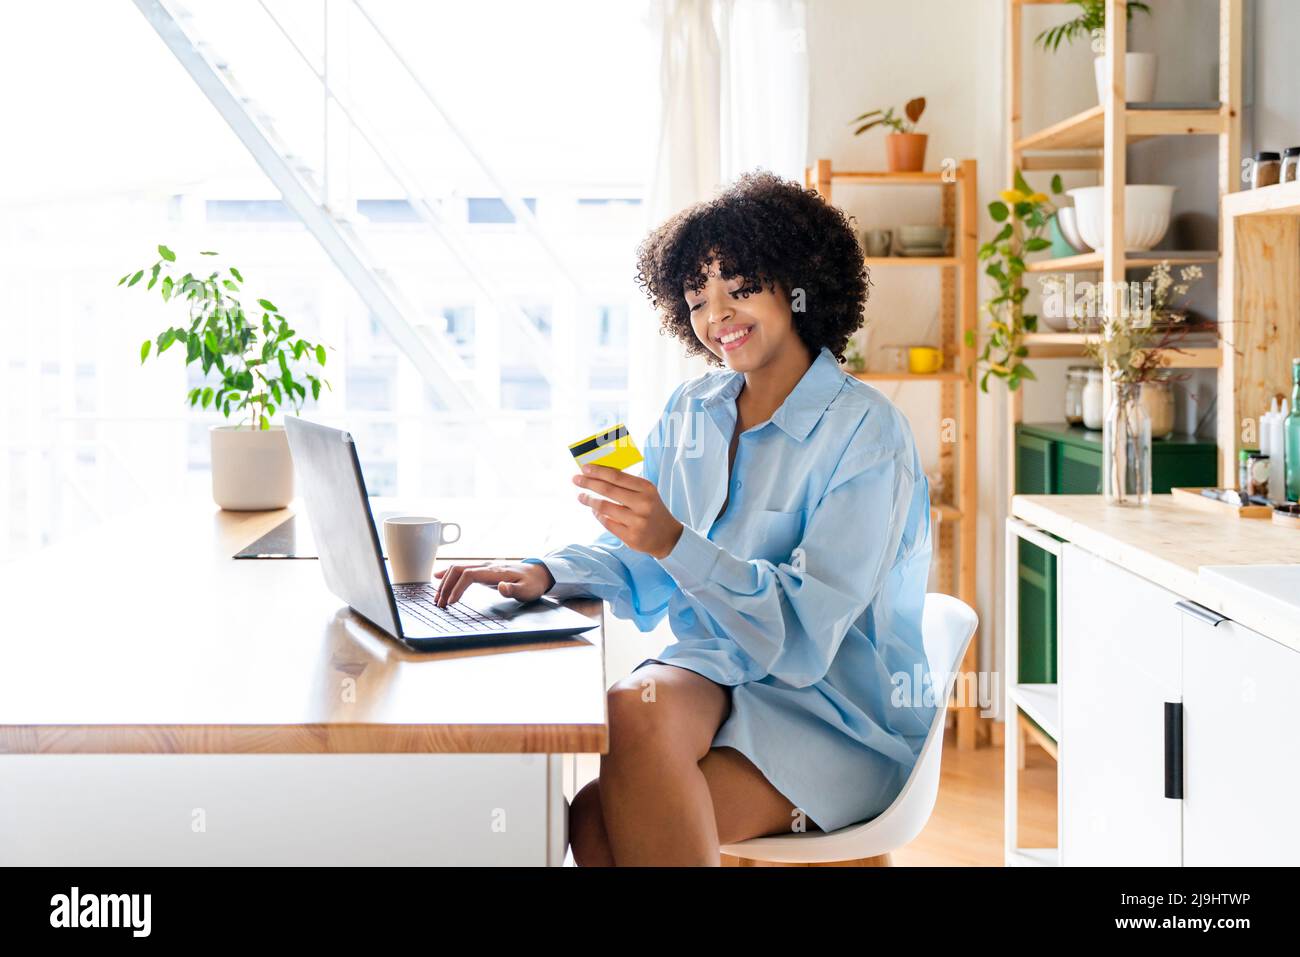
(897, 225, 950, 248)
(1067, 185, 1175, 252)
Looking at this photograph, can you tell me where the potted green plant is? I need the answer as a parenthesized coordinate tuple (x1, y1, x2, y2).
(121, 245, 332, 510)
(967, 170, 1064, 392)
(851, 97, 927, 172)
(1035, 0, 1154, 104)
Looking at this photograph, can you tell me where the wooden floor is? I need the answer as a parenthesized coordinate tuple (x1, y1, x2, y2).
(892, 732, 1057, 867)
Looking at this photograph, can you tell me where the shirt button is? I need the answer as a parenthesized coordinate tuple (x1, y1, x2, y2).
(734, 480, 742, 490)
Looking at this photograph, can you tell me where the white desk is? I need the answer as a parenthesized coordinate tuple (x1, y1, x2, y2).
(0, 501, 607, 865)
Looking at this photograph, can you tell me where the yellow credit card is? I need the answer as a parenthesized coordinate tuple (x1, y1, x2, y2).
(569, 423, 644, 471)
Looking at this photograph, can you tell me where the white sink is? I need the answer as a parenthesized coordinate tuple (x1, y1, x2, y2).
(1199, 565, 1300, 641)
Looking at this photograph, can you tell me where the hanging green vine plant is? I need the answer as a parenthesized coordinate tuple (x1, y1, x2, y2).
(967, 170, 1063, 391)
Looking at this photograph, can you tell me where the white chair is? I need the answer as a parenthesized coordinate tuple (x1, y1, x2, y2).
(721, 593, 978, 866)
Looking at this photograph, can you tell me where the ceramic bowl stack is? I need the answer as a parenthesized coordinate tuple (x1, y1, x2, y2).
(895, 225, 951, 258)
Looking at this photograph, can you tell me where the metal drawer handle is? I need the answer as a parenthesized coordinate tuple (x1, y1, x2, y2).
(1174, 599, 1227, 627)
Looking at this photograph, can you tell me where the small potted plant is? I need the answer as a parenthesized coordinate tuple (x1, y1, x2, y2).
(1035, 0, 1154, 105)
(851, 97, 927, 173)
(121, 246, 332, 511)
(967, 170, 1065, 392)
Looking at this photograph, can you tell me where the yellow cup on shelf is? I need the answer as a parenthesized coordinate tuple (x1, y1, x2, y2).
(908, 346, 944, 375)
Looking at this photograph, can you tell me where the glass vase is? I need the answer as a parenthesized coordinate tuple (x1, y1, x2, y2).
(1103, 381, 1152, 505)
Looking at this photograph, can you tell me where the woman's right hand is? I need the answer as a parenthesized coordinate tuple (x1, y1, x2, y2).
(432, 560, 555, 607)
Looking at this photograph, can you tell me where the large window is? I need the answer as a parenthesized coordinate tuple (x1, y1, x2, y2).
(0, 0, 655, 559)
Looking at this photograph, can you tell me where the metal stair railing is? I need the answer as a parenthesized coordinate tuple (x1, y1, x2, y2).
(250, 0, 573, 405)
(133, 0, 479, 413)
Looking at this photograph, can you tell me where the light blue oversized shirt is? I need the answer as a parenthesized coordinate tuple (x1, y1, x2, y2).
(526, 346, 935, 831)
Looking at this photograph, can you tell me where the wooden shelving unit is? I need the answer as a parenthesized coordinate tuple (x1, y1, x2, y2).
(1002, 0, 1244, 867)
(1015, 103, 1226, 154)
(1219, 179, 1300, 482)
(806, 158, 982, 751)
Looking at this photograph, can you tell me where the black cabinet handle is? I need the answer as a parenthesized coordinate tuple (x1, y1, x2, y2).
(1164, 701, 1184, 800)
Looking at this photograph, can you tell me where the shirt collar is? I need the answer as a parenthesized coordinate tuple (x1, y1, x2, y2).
(699, 346, 846, 442)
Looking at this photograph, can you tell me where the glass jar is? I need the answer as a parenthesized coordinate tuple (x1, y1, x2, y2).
(1081, 369, 1105, 431)
(1140, 374, 1176, 440)
(1283, 147, 1300, 184)
(1252, 151, 1281, 189)
(1064, 366, 1092, 426)
(1104, 381, 1152, 506)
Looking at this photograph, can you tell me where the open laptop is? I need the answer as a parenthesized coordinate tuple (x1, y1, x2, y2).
(284, 416, 598, 651)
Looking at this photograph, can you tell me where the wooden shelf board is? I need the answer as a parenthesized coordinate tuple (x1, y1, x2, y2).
(1020, 332, 1088, 359)
(1015, 105, 1105, 152)
(825, 170, 956, 185)
(933, 504, 963, 521)
(1021, 151, 1101, 171)
(852, 370, 966, 382)
(1222, 178, 1300, 218)
(1024, 250, 1219, 273)
(1128, 107, 1226, 140)
(1020, 334, 1220, 367)
(1014, 105, 1225, 154)
(864, 256, 959, 267)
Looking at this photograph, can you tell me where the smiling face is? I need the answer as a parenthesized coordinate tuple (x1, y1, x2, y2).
(685, 259, 804, 373)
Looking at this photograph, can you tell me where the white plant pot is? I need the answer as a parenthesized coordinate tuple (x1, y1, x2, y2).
(1095, 52, 1157, 105)
(1067, 184, 1176, 252)
(210, 425, 294, 511)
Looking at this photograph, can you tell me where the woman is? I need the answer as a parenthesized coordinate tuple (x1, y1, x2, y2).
(434, 171, 934, 866)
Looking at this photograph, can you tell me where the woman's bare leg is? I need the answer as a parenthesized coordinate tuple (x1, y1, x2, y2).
(699, 746, 807, 844)
(569, 665, 802, 865)
(597, 664, 729, 865)
(568, 778, 614, 867)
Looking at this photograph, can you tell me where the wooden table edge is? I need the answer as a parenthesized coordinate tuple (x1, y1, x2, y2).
(0, 723, 609, 755)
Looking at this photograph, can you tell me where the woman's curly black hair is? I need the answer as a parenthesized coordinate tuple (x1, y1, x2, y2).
(634, 170, 869, 366)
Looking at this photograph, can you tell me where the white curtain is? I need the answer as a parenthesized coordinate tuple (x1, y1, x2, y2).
(719, 0, 809, 183)
(628, 0, 809, 437)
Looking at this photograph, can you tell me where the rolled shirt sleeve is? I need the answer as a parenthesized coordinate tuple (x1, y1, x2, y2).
(520, 384, 685, 632)
(657, 442, 919, 688)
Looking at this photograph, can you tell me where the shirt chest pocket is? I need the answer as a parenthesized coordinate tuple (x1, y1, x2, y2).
(742, 508, 807, 566)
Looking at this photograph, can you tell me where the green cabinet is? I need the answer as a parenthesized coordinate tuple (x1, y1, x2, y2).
(1015, 423, 1217, 684)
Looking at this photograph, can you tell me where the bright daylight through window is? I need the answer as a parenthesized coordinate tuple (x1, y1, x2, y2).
(0, 0, 655, 558)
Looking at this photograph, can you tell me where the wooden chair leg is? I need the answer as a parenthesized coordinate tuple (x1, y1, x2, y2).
(956, 707, 978, 750)
(811, 853, 892, 867)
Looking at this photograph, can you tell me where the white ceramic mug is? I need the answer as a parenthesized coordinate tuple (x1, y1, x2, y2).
(383, 516, 462, 584)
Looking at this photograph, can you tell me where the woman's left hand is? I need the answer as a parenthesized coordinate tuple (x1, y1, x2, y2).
(574, 464, 683, 559)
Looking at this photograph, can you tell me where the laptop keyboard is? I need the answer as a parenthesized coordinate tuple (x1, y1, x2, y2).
(392, 584, 510, 634)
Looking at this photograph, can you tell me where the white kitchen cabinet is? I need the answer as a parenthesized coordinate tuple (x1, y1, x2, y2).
(1181, 609, 1300, 866)
(1058, 544, 1182, 866)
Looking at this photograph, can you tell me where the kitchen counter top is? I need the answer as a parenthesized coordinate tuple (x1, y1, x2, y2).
(1012, 494, 1300, 651)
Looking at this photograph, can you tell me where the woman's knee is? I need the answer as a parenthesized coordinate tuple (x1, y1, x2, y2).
(568, 780, 613, 867)
(605, 666, 728, 762)
(606, 674, 662, 746)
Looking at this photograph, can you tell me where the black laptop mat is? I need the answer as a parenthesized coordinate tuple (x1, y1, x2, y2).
(233, 515, 319, 559)
(233, 513, 401, 559)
